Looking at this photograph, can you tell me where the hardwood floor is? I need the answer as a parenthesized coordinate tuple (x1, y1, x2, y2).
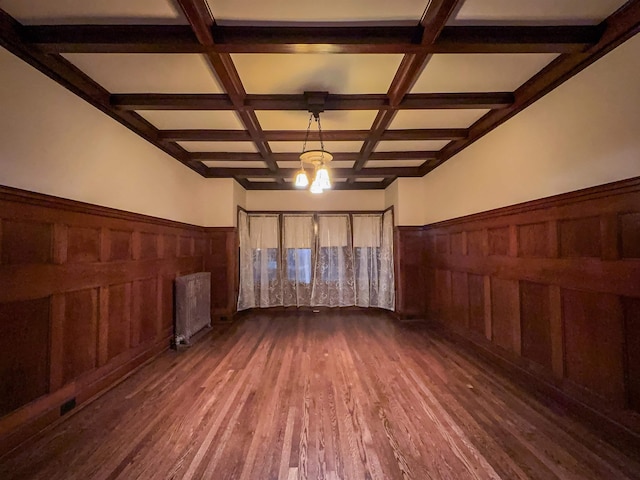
(1, 311, 639, 479)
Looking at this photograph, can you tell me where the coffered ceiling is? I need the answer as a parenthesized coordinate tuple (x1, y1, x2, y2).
(1, 0, 638, 190)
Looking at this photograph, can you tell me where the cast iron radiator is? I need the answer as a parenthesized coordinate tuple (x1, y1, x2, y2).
(175, 272, 211, 346)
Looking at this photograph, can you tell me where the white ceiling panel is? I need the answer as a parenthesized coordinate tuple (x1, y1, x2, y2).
(413, 54, 558, 93)
(389, 109, 489, 129)
(177, 141, 258, 153)
(276, 161, 304, 169)
(256, 110, 377, 130)
(269, 141, 363, 153)
(375, 140, 450, 151)
(203, 161, 267, 168)
(62, 54, 221, 93)
(137, 111, 244, 130)
(208, 0, 426, 22)
(232, 54, 403, 94)
(1, 0, 185, 24)
(365, 160, 426, 167)
(276, 160, 355, 169)
(452, 0, 627, 25)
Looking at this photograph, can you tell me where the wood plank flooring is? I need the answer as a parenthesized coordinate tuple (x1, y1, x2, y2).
(1, 311, 640, 479)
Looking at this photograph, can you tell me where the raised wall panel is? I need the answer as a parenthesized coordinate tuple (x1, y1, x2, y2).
(520, 281, 552, 369)
(466, 230, 484, 257)
(62, 288, 98, 385)
(620, 213, 640, 258)
(179, 236, 192, 257)
(450, 232, 464, 255)
(395, 229, 425, 317)
(0, 298, 50, 416)
(164, 234, 177, 258)
(488, 226, 509, 256)
(107, 283, 131, 361)
(139, 232, 158, 260)
(109, 230, 132, 261)
(562, 288, 625, 404)
(1, 220, 51, 265)
(559, 217, 601, 258)
(517, 222, 549, 258)
(435, 234, 448, 254)
(434, 269, 452, 323)
(491, 277, 520, 354)
(450, 271, 469, 329)
(195, 237, 207, 256)
(468, 274, 485, 335)
(67, 226, 100, 263)
(161, 275, 175, 330)
(137, 278, 158, 344)
(624, 297, 640, 412)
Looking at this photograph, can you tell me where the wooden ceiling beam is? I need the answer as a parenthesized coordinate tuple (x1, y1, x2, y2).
(111, 93, 509, 111)
(207, 167, 421, 178)
(0, 9, 206, 177)
(189, 150, 437, 161)
(352, 0, 460, 174)
(160, 128, 465, 142)
(422, 0, 640, 176)
(176, 0, 279, 174)
(22, 24, 600, 54)
(244, 182, 386, 190)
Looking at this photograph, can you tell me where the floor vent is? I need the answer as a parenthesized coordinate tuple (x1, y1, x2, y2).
(60, 398, 76, 416)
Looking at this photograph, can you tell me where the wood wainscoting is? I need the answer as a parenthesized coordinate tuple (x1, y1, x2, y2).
(405, 177, 640, 446)
(0, 186, 237, 456)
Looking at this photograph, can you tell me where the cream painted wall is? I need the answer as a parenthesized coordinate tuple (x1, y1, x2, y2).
(245, 189, 385, 212)
(419, 33, 640, 225)
(0, 47, 216, 225)
(385, 178, 426, 226)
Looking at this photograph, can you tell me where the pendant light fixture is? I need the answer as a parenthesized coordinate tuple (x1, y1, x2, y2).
(294, 93, 332, 193)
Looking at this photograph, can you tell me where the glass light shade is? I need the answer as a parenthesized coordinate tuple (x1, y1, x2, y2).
(309, 177, 323, 194)
(315, 165, 331, 190)
(294, 168, 309, 187)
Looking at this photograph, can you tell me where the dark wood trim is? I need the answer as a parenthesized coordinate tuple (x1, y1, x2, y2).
(244, 181, 387, 190)
(111, 92, 512, 111)
(23, 24, 600, 54)
(427, 320, 640, 454)
(190, 150, 438, 162)
(422, 1, 640, 175)
(207, 167, 420, 178)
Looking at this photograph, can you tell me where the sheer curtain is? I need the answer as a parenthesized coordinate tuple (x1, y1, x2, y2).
(352, 212, 395, 310)
(311, 215, 355, 307)
(238, 211, 394, 311)
(282, 215, 314, 306)
(237, 214, 283, 310)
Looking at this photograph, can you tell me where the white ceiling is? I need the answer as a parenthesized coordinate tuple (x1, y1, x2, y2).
(413, 54, 558, 93)
(365, 160, 426, 167)
(232, 54, 404, 94)
(389, 109, 489, 129)
(452, 0, 628, 25)
(375, 140, 451, 151)
(203, 161, 267, 168)
(63, 54, 222, 93)
(269, 141, 364, 153)
(136, 111, 245, 130)
(177, 141, 259, 153)
(207, 0, 427, 23)
(1, 0, 186, 24)
(256, 110, 377, 131)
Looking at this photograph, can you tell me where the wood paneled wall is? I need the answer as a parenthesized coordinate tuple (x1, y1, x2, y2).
(0, 186, 237, 455)
(396, 177, 640, 441)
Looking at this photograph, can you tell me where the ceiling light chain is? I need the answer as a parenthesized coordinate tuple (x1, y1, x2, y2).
(294, 101, 332, 193)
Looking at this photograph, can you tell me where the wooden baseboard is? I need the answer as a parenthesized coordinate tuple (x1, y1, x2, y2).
(425, 319, 640, 456)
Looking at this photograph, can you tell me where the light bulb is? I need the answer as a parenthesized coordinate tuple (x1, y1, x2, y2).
(294, 169, 309, 187)
(310, 177, 323, 194)
(316, 165, 331, 190)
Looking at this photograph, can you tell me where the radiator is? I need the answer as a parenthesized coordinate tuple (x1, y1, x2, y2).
(175, 272, 211, 346)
